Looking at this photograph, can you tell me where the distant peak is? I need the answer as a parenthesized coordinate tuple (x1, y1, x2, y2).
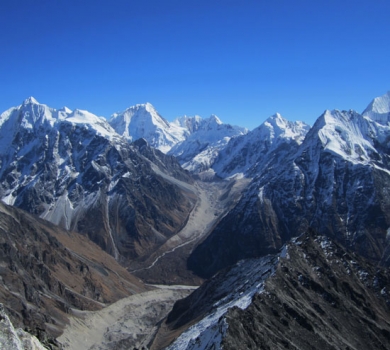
(130, 102, 155, 111)
(362, 91, 390, 124)
(209, 114, 222, 125)
(22, 96, 39, 105)
(264, 113, 286, 126)
(269, 112, 284, 121)
(61, 106, 72, 114)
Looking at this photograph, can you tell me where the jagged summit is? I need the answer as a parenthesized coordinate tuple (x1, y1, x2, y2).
(171, 115, 202, 134)
(60, 106, 72, 114)
(22, 96, 39, 105)
(110, 102, 169, 125)
(270, 112, 283, 119)
(301, 108, 380, 166)
(208, 114, 222, 125)
(173, 114, 224, 131)
(109, 102, 186, 152)
(168, 114, 247, 173)
(117, 102, 164, 119)
(211, 113, 309, 178)
(262, 112, 309, 141)
(0, 98, 119, 144)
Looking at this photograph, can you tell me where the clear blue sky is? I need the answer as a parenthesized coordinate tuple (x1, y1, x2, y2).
(1, 0, 389, 130)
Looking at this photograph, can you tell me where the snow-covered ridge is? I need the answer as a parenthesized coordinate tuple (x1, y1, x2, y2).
(66, 109, 116, 139)
(0, 97, 118, 140)
(0, 97, 249, 177)
(172, 114, 223, 132)
(212, 113, 310, 178)
(302, 108, 390, 166)
(109, 103, 247, 160)
(168, 115, 248, 173)
(2, 92, 390, 178)
(316, 109, 376, 164)
(166, 253, 280, 349)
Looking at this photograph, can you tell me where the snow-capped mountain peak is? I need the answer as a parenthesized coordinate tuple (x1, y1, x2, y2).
(110, 102, 171, 133)
(168, 115, 248, 173)
(109, 103, 187, 152)
(0, 97, 58, 131)
(362, 91, 390, 124)
(22, 96, 39, 105)
(208, 114, 222, 125)
(61, 106, 72, 114)
(304, 108, 380, 165)
(211, 113, 309, 178)
(262, 112, 309, 142)
(171, 115, 203, 133)
(0, 98, 121, 161)
(172, 114, 226, 134)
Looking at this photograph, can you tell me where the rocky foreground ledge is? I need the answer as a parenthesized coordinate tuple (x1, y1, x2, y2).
(0, 304, 46, 350)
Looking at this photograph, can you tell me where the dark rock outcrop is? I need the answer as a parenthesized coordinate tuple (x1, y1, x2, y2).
(164, 230, 390, 350)
(0, 303, 46, 350)
(223, 230, 390, 350)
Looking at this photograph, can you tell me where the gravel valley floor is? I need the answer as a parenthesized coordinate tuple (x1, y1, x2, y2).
(58, 286, 195, 350)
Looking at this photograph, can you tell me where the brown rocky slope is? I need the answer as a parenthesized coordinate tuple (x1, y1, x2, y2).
(0, 201, 146, 347)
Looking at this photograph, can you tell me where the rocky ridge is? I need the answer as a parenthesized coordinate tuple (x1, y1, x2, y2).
(222, 230, 390, 349)
(0, 303, 45, 350)
(162, 230, 390, 350)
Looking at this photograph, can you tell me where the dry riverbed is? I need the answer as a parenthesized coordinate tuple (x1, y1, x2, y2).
(58, 286, 194, 350)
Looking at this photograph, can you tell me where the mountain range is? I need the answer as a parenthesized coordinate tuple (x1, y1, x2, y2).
(189, 94, 390, 278)
(0, 91, 389, 349)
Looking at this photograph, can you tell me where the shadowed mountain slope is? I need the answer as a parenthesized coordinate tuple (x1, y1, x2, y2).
(162, 230, 390, 350)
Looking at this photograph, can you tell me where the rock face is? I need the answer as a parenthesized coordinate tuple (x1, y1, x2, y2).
(163, 230, 390, 350)
(0, 98, 195, 264)
(189, 107, 390, 278)
(0, 200, 146, 343)
(0, 304, 46, 350)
